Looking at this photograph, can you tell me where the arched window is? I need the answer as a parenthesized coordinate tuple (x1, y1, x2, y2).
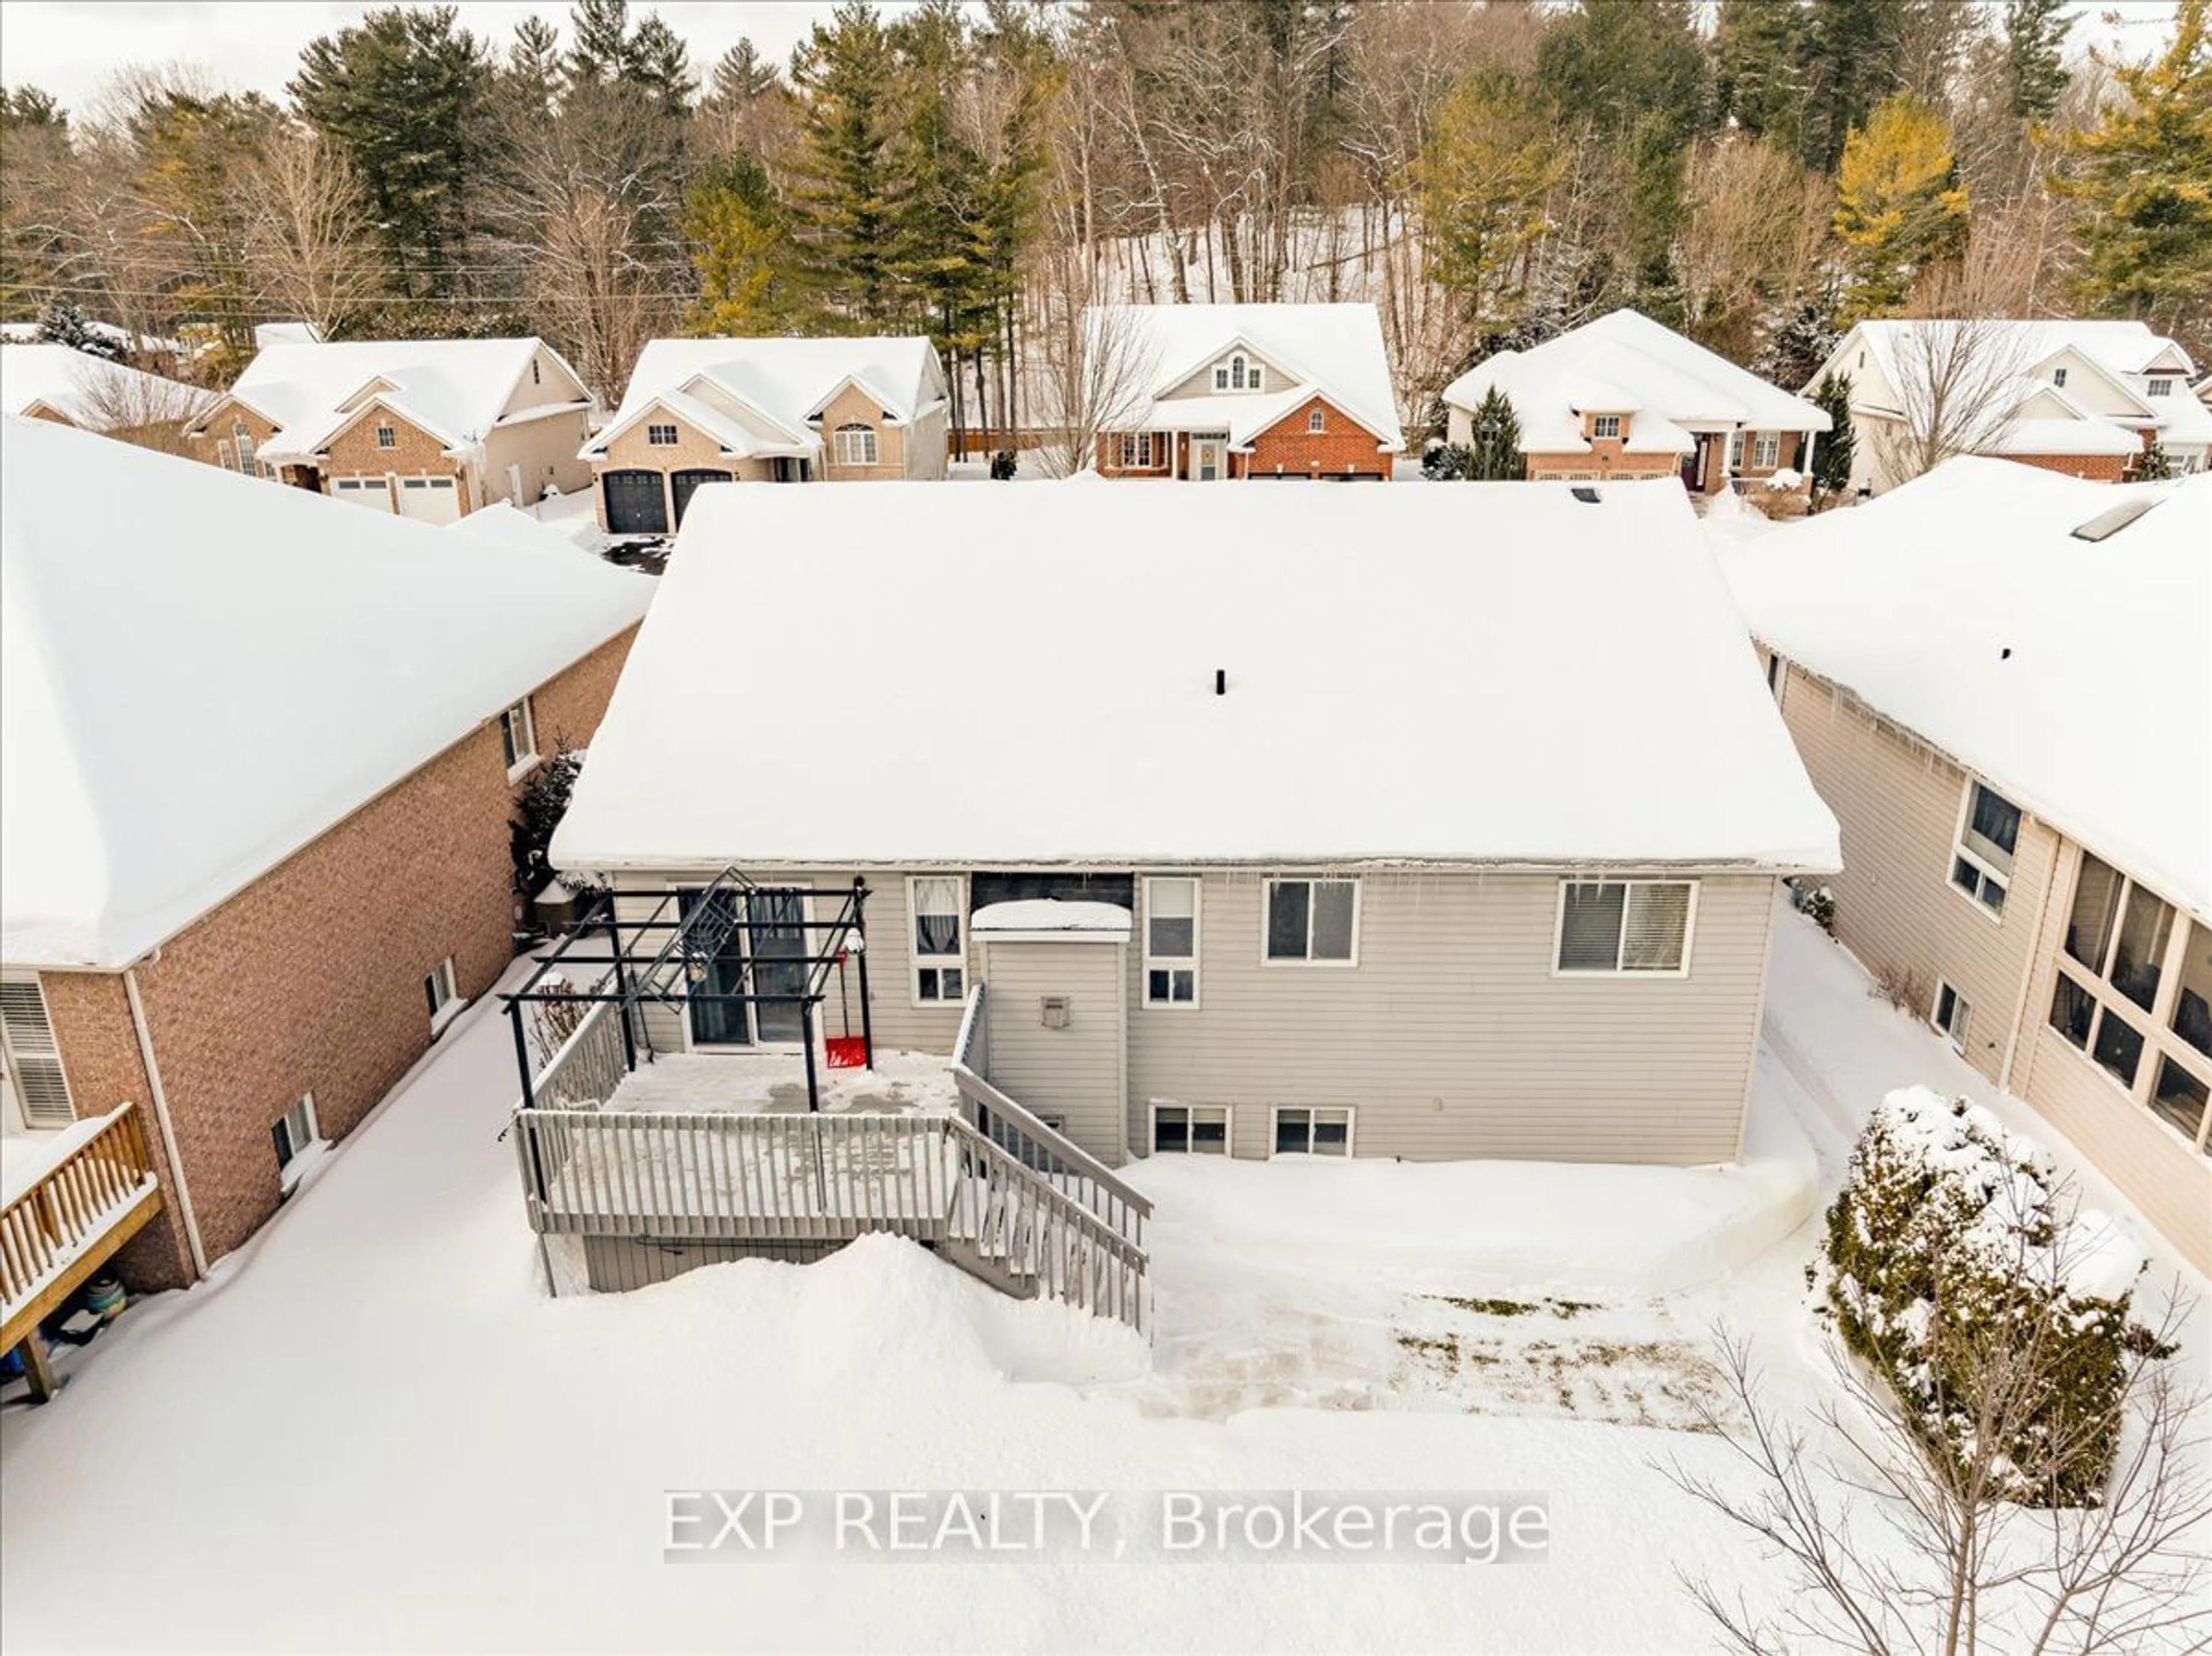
(835, 422, 879, 466)
(232, 421, 257, 474)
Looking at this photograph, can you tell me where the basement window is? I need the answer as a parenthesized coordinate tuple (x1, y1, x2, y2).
(1272, 1106, 1352, 1156)
(500, 697, 538, 776)
(1931, 980, 1971, 1054)
(425, 956, 461, 1031)
(273, 1093, 322, 1186)
(1151, 1103, 1230, 1155)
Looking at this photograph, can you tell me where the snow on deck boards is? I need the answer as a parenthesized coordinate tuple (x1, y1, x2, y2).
(599, 1050, 958, 1117)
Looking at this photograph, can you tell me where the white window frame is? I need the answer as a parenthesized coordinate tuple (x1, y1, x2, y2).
(1142, 875, 1202, 1008)
(374, 424, 396, 449)
(1751, 431, 1781, 469)
(499, 697, 538, 777)
(275, 1092, 322, 1189)
(232, 421, 257, 473)
(907, 874, 966, 1007)
(1307, 407, 1325, 433)
(1, 972, 75, 1129)
(1590, 414, 1621, 440)
(1931, 978, 1971, 1054)
(1118, 431, 1156, 469)
(1270, 1105, 1354, 1158)
(215, 437, 234, 469)
(1728, 430, 1745, 470)
(2147, 377, 2172, 398)
(1260, 876, 1361, 967)
(1551, 879, 1700, 978)
(835, 422, 879, 466)
(1948, 780, 2018, 921)
(425, 956, 462, 1033)
(1149, 1101, 1232, 1156)
(646, 422, 680, 448)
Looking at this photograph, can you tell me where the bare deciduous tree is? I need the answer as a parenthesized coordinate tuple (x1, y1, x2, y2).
(1863, 307, 2038, 488)
(1667, 1279, 2209, 1653)
(66, 359, 210, 455)
(1030, 270, 1152, 478)
(243, 123, 384, 339)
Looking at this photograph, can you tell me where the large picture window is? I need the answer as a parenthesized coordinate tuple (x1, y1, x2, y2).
(1264, 878, 1357, 964)
(1950, 781, 2020, 914)
(835, 422, 879, 466)
(1555, 880, 1695, 974)
(908, 876, 964, 1004)
(1143, 876, 1199, 1005)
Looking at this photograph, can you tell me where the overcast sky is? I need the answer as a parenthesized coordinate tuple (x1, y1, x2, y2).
(0, 0, 2183, 117)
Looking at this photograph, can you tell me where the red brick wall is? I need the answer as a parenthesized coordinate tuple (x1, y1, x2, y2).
(1093, 432, 1174, 478)
(1524, 449, 1679, 481)
(1245, 396, 1392, 479)
(2001, 451, 2130, 482)
(46, 626, 637, 1272)
(322, 409, 473, 511)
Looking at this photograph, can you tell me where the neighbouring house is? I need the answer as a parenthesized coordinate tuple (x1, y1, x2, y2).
(0, 418, 652, 1383)
(581, 337, 950, 536)
(1810, 319, 2209, 493)
(183, 337, 597, 521)
(1089, 303, 1404, 481)
(1442, 309, 1831, 495)
(1, 343, 213, 445)
(544, 478, 1834, 1194)
(1721, 459, 2211, 1273)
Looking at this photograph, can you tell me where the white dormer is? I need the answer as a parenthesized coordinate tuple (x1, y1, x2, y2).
(1211, 353, 1266, 394)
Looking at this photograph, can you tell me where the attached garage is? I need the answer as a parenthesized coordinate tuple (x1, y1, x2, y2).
(603, 468, 669, 536)
(396, 475, 463, 524)
(330, 475, 392, 512)
(671, 468, 733, 528)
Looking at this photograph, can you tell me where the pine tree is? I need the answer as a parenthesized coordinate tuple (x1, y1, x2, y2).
(36, 297, 123, 360)
(681, 150, 795, 336)
(1833, 92, 1970, 319)
(290, 6, 494, 297)
(1717, 0, 1808, 153)
(504, 17, 563, 118)
(709, 40, 782, 108)
(2135, 435, 2174, 480)
(2051, 0, 2212, 343)
(790, 2, 901, 327)
(624, 16, 693, 116)
(1809, 370, 1855, 496)
(1800, 0, 1907, 170)
(1467, 387, 1525, 480)
(1537, 0, 1712, 146)
(1411, 70, 1562, 330)
(565, 0, 631, 87)
(2002, 0, 2073, 122)
(1754, 293, 1841, 388)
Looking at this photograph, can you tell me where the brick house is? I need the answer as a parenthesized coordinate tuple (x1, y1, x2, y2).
(1809, 319, 2209, 493)
(1, 342, 212, 444)
(0, 418, 652, 1299)
(182, 337, 597, 520)
(582, 337, 950, 535)
(1088, 303, 1404, 481)
(1444, 309, 1830, 496)
(1721, 459, 2212, 1272)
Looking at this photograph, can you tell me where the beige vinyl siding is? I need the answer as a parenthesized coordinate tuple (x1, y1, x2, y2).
(1778, 666, 2056, 1081)
(1161, 345, 1296, 402)
(904, 403, 950, 478)
(1127, 869, 1774, 1165)
(978, 938, 1128, 1165)
(488, 409, 594, 504)
(498, 344, 590, 418)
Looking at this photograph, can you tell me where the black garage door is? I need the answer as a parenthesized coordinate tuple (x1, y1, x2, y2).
(672, 468, 734, 527)
(602, 468, 668, 535)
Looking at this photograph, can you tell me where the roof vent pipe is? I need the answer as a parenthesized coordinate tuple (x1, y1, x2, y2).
(1214, 669, 1227, 696)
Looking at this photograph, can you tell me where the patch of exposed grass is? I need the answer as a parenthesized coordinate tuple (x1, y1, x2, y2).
(1428, 1294, 1603, 1319)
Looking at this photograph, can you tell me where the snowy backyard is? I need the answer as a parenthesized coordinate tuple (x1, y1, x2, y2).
(2, 900, 2205, 1654)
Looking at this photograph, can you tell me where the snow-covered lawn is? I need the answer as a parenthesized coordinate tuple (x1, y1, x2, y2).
(2, 901, 2203, 1654)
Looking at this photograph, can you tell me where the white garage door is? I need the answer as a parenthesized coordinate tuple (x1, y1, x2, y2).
(396, 475, 461, 524)
(331, 475, 393, 512)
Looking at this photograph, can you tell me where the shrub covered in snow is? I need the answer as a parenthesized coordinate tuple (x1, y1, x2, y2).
(1791, 880, 1836, 934)
(1815, 1087, 2152, 1508)
(510, 744, 588, 902)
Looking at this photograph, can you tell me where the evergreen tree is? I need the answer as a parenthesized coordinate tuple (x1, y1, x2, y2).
(565, 0, 632, 87)
(1421, 443, 1471, 481)
(709, 40, 782, 108)
(2052, 0, 2212, 343)
(2002, 0, 2073, 122)
(681, 150, 795, 336)
(1800, 0, 1907, 170)
(1809, 370, 1855, 496)
(504, 17, 563, 118)
(790, 2, 901, 327)
(1537, 0, 1712, 145)
(1717, 0, 1808, 153)
(624, 16, 694, 116)
(1466, 387, 1525, 480)
(290, 6, 494, 297)
(1754, 292, 1842, 388)
(1411, 69, 1562, 330)
(36, 297, 123, 360)
(1, 84, 66, 133)
(1833, 92, 1970, 319)
(2135, 435, 2174, 480)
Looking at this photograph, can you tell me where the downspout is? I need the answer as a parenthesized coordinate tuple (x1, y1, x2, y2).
(123, 963, 209, 1280)
(1997, 823, 2063, 1095)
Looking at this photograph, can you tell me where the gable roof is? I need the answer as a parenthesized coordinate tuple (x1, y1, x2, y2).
(586, 337, 945, 458)
(1088, 303, 1406, 452)
(0, 417, 654, 969)
(1444, 310, 1830, 450)
(0, 344, 213, 428)
(1717, 459, 2211, 922)
(214, 337, 584, 462)
(552, 480, 1836, 875)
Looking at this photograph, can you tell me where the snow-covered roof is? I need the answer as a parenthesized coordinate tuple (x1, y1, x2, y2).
(442, 502, 602, 564)
(1988, 416, 2146, 458)
(972, 900, 1134, 939)
(0, 319, 181, 354)
(0, 344, 212, 427)
(1, 417, 654, 969)
(253, 320, 324, 349)
(1444, 311, 1830, 451)
(1089, 303, 1406, 452)
(1718, 459, 2211, 922)
(586, 337, 944, 458)
(554, 480, 1837, 875)
(214, 337, 581, 462)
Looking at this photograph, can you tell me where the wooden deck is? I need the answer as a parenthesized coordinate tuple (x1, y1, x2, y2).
(2, 1105, 164, 1398)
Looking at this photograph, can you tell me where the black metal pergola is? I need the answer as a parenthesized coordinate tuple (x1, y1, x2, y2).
(501, 868, 874, 1114)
